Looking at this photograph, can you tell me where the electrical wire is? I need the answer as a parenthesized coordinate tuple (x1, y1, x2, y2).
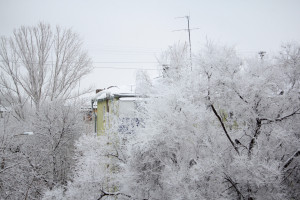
(0, 60, 161, 70)
(0, 60, 159, 64)
(93, 66, 161, 70)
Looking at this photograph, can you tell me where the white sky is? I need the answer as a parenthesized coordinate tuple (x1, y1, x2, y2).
(1, 0, 300, 92)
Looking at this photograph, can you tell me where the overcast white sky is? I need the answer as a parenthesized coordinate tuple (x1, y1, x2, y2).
(1, 0, 300, 92)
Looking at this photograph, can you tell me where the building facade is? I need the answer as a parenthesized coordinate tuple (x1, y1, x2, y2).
(92, 86, 139, 135)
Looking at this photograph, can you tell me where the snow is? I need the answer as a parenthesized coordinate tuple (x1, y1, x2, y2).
(92, 85, 138, 101)
(119, 97, 145, 101)
(22, 132, 34, 135)
(0, 105, 11, 112)
(119, 100, 135, 116)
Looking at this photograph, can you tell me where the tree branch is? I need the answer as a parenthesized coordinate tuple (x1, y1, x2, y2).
(105, 153, 126, 163)
(261, 107, 300, 124)
(0, 161, 23, 174)
(248, 118, 261, 158)
(232, 87, 248, 104)
(97, 189, 132, 200)
(282, 149, 300, 169)
(223, 173, 245, 199)
(210, 104, 239, 154)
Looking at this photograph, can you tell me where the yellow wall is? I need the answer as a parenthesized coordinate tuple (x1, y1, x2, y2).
(97, 98, 118, 135)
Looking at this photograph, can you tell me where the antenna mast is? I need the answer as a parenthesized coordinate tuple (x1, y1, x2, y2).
(174, 15, 199, 70)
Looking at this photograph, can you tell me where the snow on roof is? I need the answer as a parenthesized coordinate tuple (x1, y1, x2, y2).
(22, 132, 34, 135)
(93, 85, 138, 101)
(119, 97, 145, 101)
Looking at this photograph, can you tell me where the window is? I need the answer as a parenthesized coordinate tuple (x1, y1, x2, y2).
(118, 117, 144, 134)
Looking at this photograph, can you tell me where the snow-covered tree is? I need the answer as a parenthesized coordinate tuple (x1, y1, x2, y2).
(0, 23, 92, 199)
(122, 43, 300, 199)
(43, 114, 131, 200)
(0, 22, 92, 119)
(0, 101, 84, 199)
(43, 42, 300, 200)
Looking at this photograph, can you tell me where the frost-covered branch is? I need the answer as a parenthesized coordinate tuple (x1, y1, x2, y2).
(0, 161, 23, 174)
(210, 104, 239, 154)
(223, 173, 245, 200)
(248, 118, 262, 157)
(260, 107, 300, 124)
(282, 149, 300, 169)
(97, 190, 132, 200)
(105, 153, 126, 163)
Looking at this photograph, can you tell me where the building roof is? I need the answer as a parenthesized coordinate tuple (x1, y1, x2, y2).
(93, 85, 138, 101)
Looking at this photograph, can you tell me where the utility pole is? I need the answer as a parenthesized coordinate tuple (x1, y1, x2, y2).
(258, 51, 266, 60)
(186, 16, 192, 66)
(174, 15, 199, 70)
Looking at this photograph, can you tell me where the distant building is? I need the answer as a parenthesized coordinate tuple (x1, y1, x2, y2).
(91, 85, 141, 135)
(80, 103, 95, 134)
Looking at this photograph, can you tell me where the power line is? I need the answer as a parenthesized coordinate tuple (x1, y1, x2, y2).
(93, 61, 158, 64)
(0, 60, 160, 70)
(94, 66, 161, 70)
(0, 60, 161, 70)
(86, 45, 164, 51)
(0, 60, 159, 64)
